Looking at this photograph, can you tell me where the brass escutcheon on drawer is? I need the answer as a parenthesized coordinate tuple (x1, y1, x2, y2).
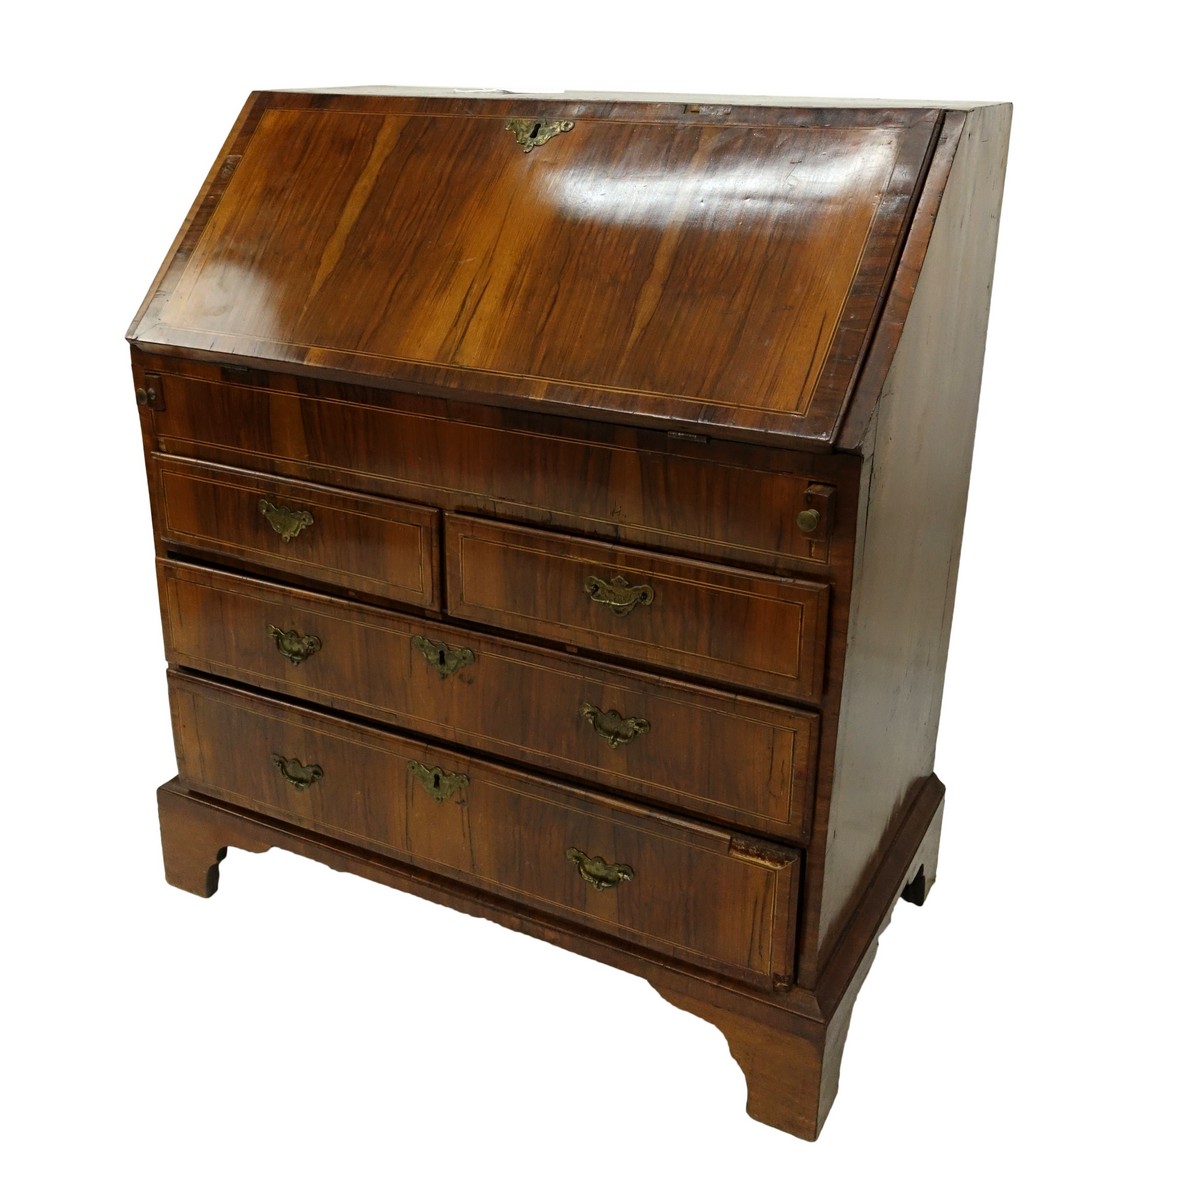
(258, 498, 313, 542)
(580, 702, 650, 748)
(407, 760, 469, 804)
(412, 634, 475, 679)
(566, 848, 634, 891)
(584, 574, 655, 617)
(271, 754, 323, 790)
(267, 624, 322, 665)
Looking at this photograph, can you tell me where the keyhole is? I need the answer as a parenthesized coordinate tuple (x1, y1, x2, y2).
(530, 122, 541, 139)
(432, 771, 441, 791)
(438, 649, 446, 668)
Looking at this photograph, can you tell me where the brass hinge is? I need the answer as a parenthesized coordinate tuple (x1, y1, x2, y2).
(728, 837, 797, 870)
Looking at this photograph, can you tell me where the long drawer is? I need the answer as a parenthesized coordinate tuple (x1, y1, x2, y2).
(169, 673, 801, 987)
(160, 561, 817, 839)
(445, 515, 830, 703)
(153, 456, 440, 609)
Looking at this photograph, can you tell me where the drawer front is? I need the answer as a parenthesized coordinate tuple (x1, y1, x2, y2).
(169, 673, 801, 986)
(160, 562, 817, 839)
(154, 457, 440, 609)
(445, 516, 829, 703)
(148, 370, 842, 568)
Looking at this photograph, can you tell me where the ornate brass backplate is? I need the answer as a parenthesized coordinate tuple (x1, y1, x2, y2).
(584, 574, 655, 617)
(579, 702, 650, 748)
(407, 761, 469, 804)
(271, 754, 324, 790)
(267, 624, 322, 665)
(505, 117, 575, 152)
(566, 848, 635, 891)
(412, 634, 475, 679)
(258, 498, 314, 542)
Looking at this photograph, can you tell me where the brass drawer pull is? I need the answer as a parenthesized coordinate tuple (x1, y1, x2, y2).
(580, 703, 650, 748)
(258, 498, 314, 542)
(267, 624, 322, 665)
(584, 574, 655, 617)
(795, 508, 820, 533)
(505, 117, 574, 153)
(566, 848, 634, 891)
(271, 754, 323, 790)
(408, 761, 469, 804)
(412, 634, 475, 679)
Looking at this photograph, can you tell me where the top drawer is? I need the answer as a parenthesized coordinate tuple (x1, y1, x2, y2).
(153, 457, 440, 610)
(445, 515, 829, 703)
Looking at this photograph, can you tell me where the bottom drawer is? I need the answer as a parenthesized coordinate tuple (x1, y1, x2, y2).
(169, 672, 801, 987)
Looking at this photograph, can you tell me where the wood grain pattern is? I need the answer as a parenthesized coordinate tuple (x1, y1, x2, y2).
(446, 514, 830, 702)
(169, 672, 801, 986)
(133, 92, 1010, 1140)
(130, 92, 939, 447)
(154, 456, 440, 608)
(142, 363, 848, 571)
(813, 103, 1010, 961)
(159, 560, 818, 838)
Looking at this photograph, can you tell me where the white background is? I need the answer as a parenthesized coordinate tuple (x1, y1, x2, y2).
(4, 3, 1196, 1195)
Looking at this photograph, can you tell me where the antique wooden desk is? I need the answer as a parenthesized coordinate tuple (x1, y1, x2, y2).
(128, 89, 1009, 1139)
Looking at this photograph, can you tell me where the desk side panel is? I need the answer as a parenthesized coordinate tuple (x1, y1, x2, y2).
(813, 102, 1011, 965)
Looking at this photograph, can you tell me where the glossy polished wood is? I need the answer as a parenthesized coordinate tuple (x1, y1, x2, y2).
(154, 456, 440, 608)
(810, 102, 1012, 965)
(445, 514, 830, 702)
(134, 90, 1009, 1140)
(170, 672, 801, 986)
(160, 560, 818, 838)
(144, 364, 849, 571)
(131, 93, 941, 447)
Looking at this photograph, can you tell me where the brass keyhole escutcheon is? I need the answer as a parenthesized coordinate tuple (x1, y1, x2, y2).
(412, 634, 475, 679)
(505, 117, 575, 152)
(408, 760, 469, 804)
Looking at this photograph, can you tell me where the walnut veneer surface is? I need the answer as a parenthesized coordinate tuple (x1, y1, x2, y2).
(130, 89, 1010, 1139)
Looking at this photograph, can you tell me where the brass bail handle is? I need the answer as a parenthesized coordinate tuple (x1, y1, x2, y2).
(259, 498, 314, 542)
(584, 574, 655, 618)
(566, 848, 635, 891)
(580, 703, 650, 748)
(271, 754, 323, 790)
(268, 624, 322, 665)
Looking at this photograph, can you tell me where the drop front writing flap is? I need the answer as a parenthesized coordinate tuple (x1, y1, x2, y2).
(129, 91, 942, 447)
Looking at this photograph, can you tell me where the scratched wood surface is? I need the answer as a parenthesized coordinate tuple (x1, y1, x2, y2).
(129, 92, 939, 446)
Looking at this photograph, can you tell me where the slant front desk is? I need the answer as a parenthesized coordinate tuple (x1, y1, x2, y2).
(128, 89, 1010, 1139)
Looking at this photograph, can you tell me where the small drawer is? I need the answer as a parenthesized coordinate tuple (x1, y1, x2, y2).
(445, 515, 829, 703)
(153, 456, 440, 609)
(160, 561, 818, 839)
(169, 672, 801, 987)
